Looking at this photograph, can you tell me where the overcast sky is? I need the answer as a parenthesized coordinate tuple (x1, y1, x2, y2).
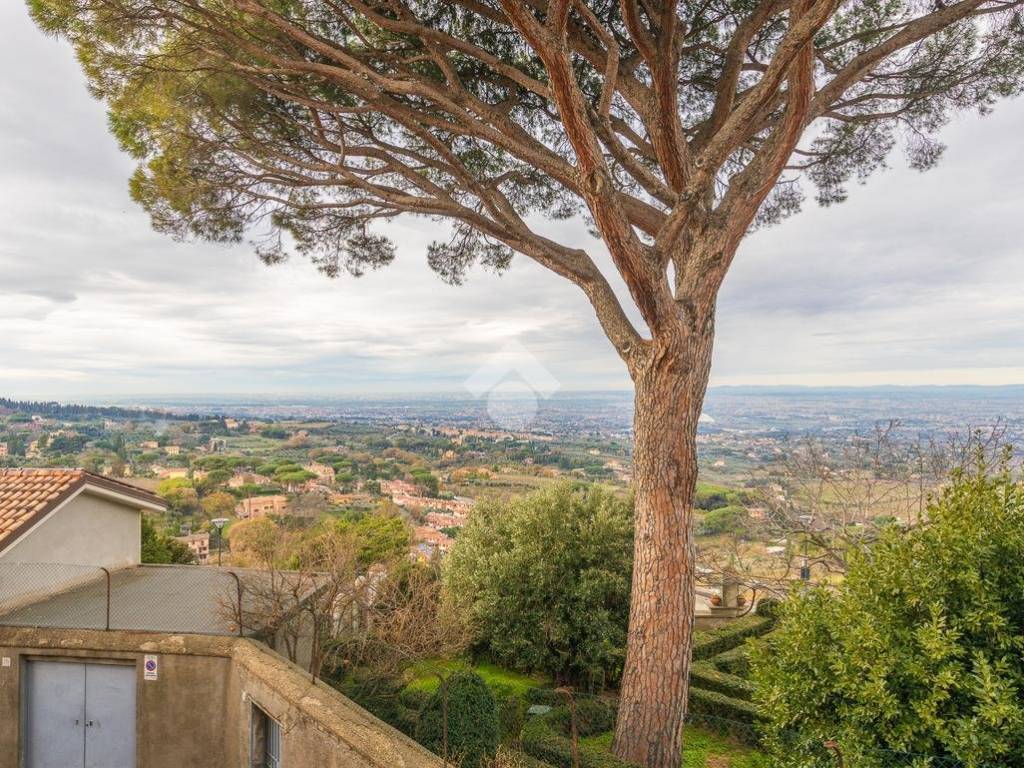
(4, 4, 1024, 400)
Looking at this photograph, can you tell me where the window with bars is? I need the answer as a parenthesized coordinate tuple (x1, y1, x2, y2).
(250, 703, 281, 768)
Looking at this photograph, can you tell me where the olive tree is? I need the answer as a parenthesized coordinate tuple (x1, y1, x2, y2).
(26, 0, 1024, 763)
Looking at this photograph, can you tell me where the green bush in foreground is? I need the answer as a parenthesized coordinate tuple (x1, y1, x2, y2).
(417, 672, 500, 768)
(445, 483, 633, 687)
(754, 459, 1024, 768)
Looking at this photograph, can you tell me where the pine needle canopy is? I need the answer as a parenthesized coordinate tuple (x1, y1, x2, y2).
(27, 0, 1024, 337)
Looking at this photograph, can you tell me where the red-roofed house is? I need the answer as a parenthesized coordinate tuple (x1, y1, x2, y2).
(0, 469, 166, 569)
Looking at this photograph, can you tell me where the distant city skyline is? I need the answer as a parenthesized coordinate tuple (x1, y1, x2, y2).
(4, 3, 1024, 399)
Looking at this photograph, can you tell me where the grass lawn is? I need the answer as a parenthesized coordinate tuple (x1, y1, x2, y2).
(583, 727, 769, 768)
(404, 659, 551, 699)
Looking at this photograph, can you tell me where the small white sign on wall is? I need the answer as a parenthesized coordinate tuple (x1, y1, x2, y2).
(143, 655, 159, 681)
(1, 657, 10, 668)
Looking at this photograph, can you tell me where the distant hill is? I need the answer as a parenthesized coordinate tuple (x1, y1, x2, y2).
(0, 397, 200, 422)
(707, 384, 1024, 400)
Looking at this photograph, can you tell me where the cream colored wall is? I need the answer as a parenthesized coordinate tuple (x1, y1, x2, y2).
(0, 492, 141, 568)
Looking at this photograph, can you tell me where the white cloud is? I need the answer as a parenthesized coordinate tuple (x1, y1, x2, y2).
(3, 3, 1024, 398)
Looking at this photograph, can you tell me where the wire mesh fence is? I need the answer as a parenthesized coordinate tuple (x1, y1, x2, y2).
(0, 562, 248, 635)
(0, 562, 110, 630)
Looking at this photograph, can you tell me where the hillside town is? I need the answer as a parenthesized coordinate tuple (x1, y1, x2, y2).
(5, 0, 1024, 765)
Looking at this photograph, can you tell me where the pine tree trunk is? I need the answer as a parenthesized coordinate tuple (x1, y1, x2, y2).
(612, 321, 715, 768)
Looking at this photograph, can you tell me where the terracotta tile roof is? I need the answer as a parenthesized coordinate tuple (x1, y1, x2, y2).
(0, 469, 165, 553)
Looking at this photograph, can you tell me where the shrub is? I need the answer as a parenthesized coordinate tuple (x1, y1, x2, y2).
(525, 687, 561, 707)
(399, 686, 432, 712)
(333, 671, 407, 730)
(689, 662, 755, 700)
(712, 646, 751, 677)
(496, 693, 527, 745)
(692, 615, 774, 660)
(754, 461, 1024, 767)
(698, 505, 749, 536)
(687, 689, 762, 745)
(445, 483, 634, 685)
(754, 597, 782, 619)
(688, 687, 761, 724)
(487, 747, 559, 768)
(521, 718, 633, 768)
(545, 698, 618, 738)
(417, 672, 500, 768)
(394, 704, 420, 737)
(572, 697, 617, 737)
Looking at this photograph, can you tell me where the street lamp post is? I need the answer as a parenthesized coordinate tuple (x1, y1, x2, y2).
(798, 514, 812, 582)
(211, 517, 229, 567)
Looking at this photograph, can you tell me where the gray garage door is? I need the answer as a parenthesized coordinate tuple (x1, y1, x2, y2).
(23, 660, 136, 768)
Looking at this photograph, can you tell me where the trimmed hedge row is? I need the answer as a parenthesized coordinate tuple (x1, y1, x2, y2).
(711, 645, 751, 676)
(755, 597, 782, 619)
(691, 615, 774, 661)
(522, 717, 634, 768)
(544, 697, 618, 738)
(689, 662, 755, 701)
(689, 686, 761, 723)
(687, 688, 763, 746)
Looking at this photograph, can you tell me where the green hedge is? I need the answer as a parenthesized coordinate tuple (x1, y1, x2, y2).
(521, 718, 635, 768)
(711, 645, 751, 676)
(394, 703, 420, 737)
(754, 597, 782, 619)
(525, 687, 561, 706)
(501, 748, 560, 768)
(687, 688, 762, 746)
(545, 698, 618, 738)
(689, 662, 755, 701)
(399, 686, 432, 712)
(416, 672, 500, 768)
(689, 687, 760, 724)
(691, 615, 774, 660)
(497, 693, 528, 744)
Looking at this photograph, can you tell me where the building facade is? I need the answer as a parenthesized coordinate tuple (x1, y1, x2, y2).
(235, 495, 290, 520)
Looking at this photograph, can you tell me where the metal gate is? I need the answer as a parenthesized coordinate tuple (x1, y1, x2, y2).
(23, 660, 137, 768)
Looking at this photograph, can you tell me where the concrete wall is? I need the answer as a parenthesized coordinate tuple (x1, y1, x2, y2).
(229, 641, 439, 768)
(0, 627, 442, 768)
(0, 491, 142, 569)
(0, 630, 234, 768)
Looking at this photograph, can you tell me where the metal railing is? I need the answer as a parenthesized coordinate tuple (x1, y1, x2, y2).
(0, 562, 247, 636)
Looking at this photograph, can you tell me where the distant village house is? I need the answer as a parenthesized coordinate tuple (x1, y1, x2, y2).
(174, 531, 211, 564)
(235, 494, 289, 520)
